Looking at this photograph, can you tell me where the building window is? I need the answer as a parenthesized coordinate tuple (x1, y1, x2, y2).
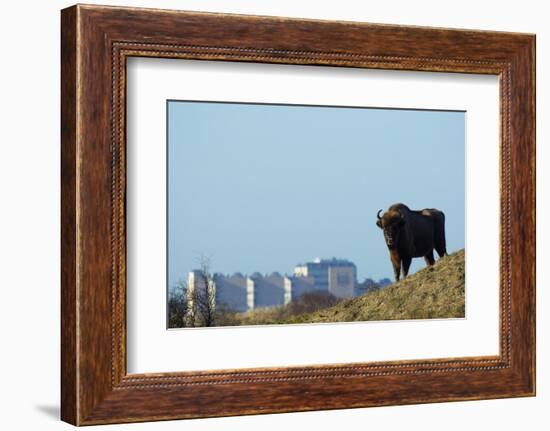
(337, 272, 350, 285)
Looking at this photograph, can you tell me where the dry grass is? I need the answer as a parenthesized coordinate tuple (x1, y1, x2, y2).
(287, 249, 465, 324)
(228, 291, 343, 326)
(227, 249, 465, 326)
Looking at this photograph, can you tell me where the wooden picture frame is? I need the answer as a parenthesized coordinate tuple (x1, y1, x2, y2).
(61, 4, 535, 425)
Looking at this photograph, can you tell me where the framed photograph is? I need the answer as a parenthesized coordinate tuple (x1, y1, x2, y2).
(61, 4, 535, 425)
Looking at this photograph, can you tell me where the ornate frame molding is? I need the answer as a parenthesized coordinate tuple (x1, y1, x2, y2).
(61, 5, 535, 425)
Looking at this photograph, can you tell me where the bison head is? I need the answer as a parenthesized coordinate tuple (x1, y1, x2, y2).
(376, 209, 406, 249)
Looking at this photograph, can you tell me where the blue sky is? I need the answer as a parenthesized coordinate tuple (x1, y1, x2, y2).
(168, 101, 465, 288)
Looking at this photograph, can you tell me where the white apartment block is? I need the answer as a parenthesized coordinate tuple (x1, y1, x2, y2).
(187, 257, 357, 312)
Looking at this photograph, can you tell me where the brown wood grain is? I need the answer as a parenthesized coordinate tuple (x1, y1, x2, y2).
(61, 4, 535, 425)
(60, 5, 78, 425)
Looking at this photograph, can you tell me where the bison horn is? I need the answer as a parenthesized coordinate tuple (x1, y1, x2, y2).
(377, 209, 383, 220)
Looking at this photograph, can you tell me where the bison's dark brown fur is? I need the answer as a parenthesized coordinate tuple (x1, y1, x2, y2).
(376, 203, 447, 281)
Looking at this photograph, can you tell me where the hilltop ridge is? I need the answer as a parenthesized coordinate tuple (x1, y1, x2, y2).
(218, 249, 465, 327)
(285, 248, 465, 324)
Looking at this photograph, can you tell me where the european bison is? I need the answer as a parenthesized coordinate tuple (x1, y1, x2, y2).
(376, 203, 447, 281)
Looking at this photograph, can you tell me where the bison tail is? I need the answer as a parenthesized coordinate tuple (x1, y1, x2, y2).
(434, 211, 447, 258)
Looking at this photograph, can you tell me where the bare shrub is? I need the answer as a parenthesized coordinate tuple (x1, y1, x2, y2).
(188, 257, 217, 327)
(167, 280, 188, 328)
(286, 291, 342, 316)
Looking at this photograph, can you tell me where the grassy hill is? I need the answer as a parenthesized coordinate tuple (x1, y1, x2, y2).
(229, 249, 465, 326)
(287, 248, 465, 324)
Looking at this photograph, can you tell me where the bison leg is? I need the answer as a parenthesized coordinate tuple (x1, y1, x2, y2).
(401, 256, 412, 278)
(393, 265, 401, 281)
(390, 251, 401, 281)
(424, 250, 435, 266)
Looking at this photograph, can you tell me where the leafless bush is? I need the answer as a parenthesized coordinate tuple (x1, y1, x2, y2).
(286, 291, 342, 315)
(188, 256, 218, 327)
(167, 280, 188, 328)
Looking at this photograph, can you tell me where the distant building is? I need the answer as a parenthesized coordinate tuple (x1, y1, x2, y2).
(188, 271, 291, 312)
(294, 258, 357, 298)
(250, 272, 290, 309)
(186, 270, 215, 316)
(187, 257, 360, 311)
(287, 275, 316, 301)
(212, 273, 252, 312)
(328, 265, 355, 298)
